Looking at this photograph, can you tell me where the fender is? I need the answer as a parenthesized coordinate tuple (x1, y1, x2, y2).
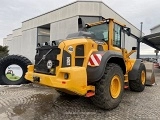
(128, 59, 142, 80)
(87, 50, 126, 83)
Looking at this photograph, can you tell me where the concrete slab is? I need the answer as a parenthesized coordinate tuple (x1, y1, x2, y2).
(0, 69, 160, 119)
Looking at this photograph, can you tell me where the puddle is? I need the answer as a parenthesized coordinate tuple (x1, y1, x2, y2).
(6, 93, 58, 120)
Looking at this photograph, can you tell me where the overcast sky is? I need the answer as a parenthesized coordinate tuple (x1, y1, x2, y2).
(0, 0, 160, 54)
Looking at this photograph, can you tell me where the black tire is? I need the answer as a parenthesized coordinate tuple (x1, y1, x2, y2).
(129, 63, 146, 92)
(0, 55, 32, 85)
(91, 63, 124, 110)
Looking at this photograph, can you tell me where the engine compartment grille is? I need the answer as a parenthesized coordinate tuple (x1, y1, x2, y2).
(34, 45, 60, 75)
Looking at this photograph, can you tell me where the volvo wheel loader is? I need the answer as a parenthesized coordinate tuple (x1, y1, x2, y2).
(25, 18, 146, 110)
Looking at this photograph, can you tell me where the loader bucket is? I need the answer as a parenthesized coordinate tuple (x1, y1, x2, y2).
(143, 62, 156, 86)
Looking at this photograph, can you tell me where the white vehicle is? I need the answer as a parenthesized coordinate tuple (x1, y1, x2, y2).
(157, 58, 160, 68)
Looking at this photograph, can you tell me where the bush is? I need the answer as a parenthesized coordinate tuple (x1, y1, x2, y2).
(0, 46, 9, 59)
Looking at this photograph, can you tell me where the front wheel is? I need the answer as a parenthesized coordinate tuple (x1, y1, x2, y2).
(91, 63, 124, 110)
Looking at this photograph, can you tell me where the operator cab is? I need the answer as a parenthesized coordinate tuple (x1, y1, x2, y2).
(85, 19, 122, 49)
(66, 18, 132, 52)
(85, 18, 131, 50)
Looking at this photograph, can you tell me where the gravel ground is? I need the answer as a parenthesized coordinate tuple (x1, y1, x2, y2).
(0, 69, 160, 120)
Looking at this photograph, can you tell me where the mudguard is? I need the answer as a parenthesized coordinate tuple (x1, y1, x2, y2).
(128, 59, 142, 80)
(87, 50, 125, 83)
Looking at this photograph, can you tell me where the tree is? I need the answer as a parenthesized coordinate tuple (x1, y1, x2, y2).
(0, 46, 9, 58)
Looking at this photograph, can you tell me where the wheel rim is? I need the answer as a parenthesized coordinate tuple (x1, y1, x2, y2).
(141, 70, 146, 85)
(110, 75, 121, 99)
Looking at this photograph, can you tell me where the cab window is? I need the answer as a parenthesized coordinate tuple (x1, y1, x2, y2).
(87, 23, 109, 42)
(113, 24, 121, 48)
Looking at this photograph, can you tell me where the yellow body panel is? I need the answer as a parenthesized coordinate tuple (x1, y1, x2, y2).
(25, 65, 95, 95)
(62, 38, 96, 67)
(60, 38, 108, 67)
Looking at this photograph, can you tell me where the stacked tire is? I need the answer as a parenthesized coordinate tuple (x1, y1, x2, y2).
(0, 55, 32, 85)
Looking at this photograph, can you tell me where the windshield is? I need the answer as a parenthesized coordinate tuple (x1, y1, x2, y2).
(86, 23, 108, 41)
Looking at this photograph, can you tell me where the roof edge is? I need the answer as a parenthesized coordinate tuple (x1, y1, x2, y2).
(7, 34, 13, 36)
(13, 27, 22, 31)
(21, 0, 142, 34)
(150, 24, 160, 30)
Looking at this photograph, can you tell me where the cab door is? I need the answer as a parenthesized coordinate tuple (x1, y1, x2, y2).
(113, 23, 122, 49)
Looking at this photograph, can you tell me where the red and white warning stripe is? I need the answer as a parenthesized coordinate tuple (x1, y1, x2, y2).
(88, 54, 102, 66)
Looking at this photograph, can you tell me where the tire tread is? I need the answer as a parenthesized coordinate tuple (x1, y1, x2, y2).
(0, 55, 32, 85)
(91, 63, 124, 110)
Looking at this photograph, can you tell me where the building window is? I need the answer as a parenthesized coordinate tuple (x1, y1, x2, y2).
(37, 26, 50, 46)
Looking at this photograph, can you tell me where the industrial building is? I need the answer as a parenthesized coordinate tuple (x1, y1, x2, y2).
(3, 0, 141, 62)
(150, 24, 160, 34)
(141, 23, 160, 52)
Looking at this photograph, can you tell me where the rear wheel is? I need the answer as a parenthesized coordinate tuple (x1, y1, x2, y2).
(91, 63, 124, 110)
(129, 63, 146, 92)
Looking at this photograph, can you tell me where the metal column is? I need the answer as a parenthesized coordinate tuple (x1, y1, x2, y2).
(137, 22, 143, 59)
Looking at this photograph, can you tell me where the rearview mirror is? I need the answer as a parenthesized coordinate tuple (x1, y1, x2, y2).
(126, 28, 131, 36)
(132, 47, 137, 50)
(78, 18, 86, 31)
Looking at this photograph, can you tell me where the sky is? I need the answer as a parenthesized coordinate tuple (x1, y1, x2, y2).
(0, 0, 160, 55)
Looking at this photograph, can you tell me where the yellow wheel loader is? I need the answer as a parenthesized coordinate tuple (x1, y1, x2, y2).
(25, 18, 146, 110)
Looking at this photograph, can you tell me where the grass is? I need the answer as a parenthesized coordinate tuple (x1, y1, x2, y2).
(6, 74, 20, 81)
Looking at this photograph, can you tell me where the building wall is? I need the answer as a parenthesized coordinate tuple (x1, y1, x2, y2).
(12, 36, 22, 55)
(12, 28, 22, 55)
(22, 2, 78, 31)
(151, 26, 160, 34)
(7, 41, 12, 54)
(6, 34, 13, 55)
(13, 28, 22, 37)
(21, 28, 37, 63)
(50, 16, 78, 41)
(77, 2, 100, 16)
